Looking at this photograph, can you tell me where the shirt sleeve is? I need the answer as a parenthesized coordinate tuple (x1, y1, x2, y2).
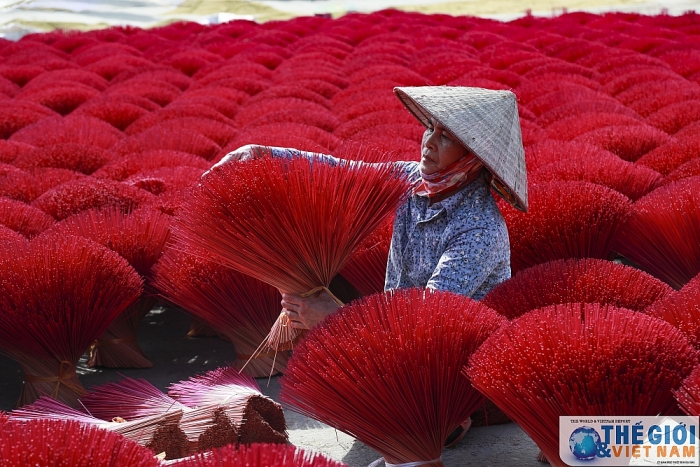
(425, 226, 506, 298)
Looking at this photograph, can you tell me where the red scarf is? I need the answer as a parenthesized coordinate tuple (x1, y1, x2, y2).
(414, 155, 483, 198)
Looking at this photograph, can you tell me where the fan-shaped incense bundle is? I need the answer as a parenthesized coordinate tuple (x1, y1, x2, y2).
(168, 366, 287, 446)
(0, 234, 142, 406)
(482, 258, 673, 319)
(647, 274, 700, 348)
(675, 364, 700, 416)
(466, 303, 698, 467)
(0, 419, 161, 467)
(280, 288, 507, 467)
(340, 218, 393, 296)
(615, 176, 700, 289)
(9, 395, 185, 457)
(501, 181, 631, 273)
(44, 207, 171, 368)
(168, 443, 347, 467)
(81, 377, 238, 457)
(151, 247, 287, 377)
(173, 153, 411, 356)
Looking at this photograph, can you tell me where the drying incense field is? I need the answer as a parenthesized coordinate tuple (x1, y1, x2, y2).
(0, 8, 699, 467)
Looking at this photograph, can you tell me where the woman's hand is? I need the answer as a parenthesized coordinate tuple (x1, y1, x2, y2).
(202, 144, 262, 177)
(281, 290, 341, 330)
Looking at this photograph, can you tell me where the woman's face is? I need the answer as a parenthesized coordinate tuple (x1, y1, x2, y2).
(420, 117, 471, 175)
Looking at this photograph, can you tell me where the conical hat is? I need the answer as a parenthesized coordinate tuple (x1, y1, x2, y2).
(394, 86, 528, 212)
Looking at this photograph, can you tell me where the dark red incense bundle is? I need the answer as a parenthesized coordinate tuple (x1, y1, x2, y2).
(675, 365, 700, 416)
(280, 288, 507, 467)
(33, 177, 155, 220)
(614, 176, 700, 289)
(9, 395, 185, 456)
(43, 206, 171, 368)
(0, 167, 85, 203)
(500, 181, 632, 273)
(572, 124, 669, 162)
(646, 274, 700, 348)
(339, 218, 393, 296)
(9, 115, 123, 149)
(0, 225, 27, 246)
(173, 153, 411, 355)
(0, 419, 160, 467)
(668, 158, 700, 183)
(170, 443, 347, 467)
(636, 139, 700, 176)
(151, 247, 288, 377)
(12, 143, 113, 175)
(466, 303, 699, 467)
(0, 196, 55, 237)
(168, 366, 288, 446)
(0, 233, 142, 406)
(125, 166, 205, 195)
(482, 258, 673, 319)
(81, 377, 237, 457)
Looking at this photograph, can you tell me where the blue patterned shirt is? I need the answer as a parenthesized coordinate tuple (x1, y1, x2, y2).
(217, 146, 511, 300)
(386, 162, 511, 300)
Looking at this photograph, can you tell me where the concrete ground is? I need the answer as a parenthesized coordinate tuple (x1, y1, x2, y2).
(0, 306, 543, 466)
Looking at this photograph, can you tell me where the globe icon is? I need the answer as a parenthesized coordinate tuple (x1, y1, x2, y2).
(569, 426, 601, 460)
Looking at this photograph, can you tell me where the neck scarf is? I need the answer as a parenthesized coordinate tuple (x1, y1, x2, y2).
(414, 154, 483, 198)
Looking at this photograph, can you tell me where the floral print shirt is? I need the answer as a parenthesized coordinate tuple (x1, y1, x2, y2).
(386, 162, 511, 300)
(236, 147, 511, 300)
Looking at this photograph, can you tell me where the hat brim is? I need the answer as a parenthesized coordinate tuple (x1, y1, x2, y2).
(394, 86, 528, 212)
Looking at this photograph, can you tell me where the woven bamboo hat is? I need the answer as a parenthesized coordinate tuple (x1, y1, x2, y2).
(394, 86, 528, 212)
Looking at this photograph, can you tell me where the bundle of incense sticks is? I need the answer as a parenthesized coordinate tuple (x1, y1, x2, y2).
(0, 418, 161, 467)
(172, 154, 412, 359)
(281, 288, 506, 467)
(168, 366, 287, 445)
(81, 377, 239, 456)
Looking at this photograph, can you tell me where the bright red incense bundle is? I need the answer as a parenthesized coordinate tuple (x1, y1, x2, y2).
(43, 206, 171, 368)
(647, 274, 700, 348)
(482, 258, 673, 319)
(614, 176, 700, 289)
(501, 181, 632, 273)
(0, 234, 142, 406)
(170, 443, 347, 467)
(0, 419, 160, 467)
(339, 218, 393, 296)
(151, 247, 288, 377)
(92, 150, 209, 181)
(280, 288, 507, 467)
(531, 156, 663, 201)
(173, 154, 412, 354)
(168, 366, 288, 446)
(0, 167, 85, 203)
(466, 303, 699, 467)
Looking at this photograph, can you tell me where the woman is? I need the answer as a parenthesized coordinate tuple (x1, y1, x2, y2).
(222, 86, 528, 328)
(217, 85, 528, 447)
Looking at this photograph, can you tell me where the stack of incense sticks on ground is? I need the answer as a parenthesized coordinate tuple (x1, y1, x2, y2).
(80, 377, 232, 459)
(41, 206, 171, 368)
(0, 418, 161, 467)
(0, 233, 142, 407)
(8, 395, 184, 457)
(172, 154, 412, 361)
(466, 302, 699, 467)
(168, 366, 288, 446)
(151, 246, 288, 377)
(281, 288, 507, 467)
